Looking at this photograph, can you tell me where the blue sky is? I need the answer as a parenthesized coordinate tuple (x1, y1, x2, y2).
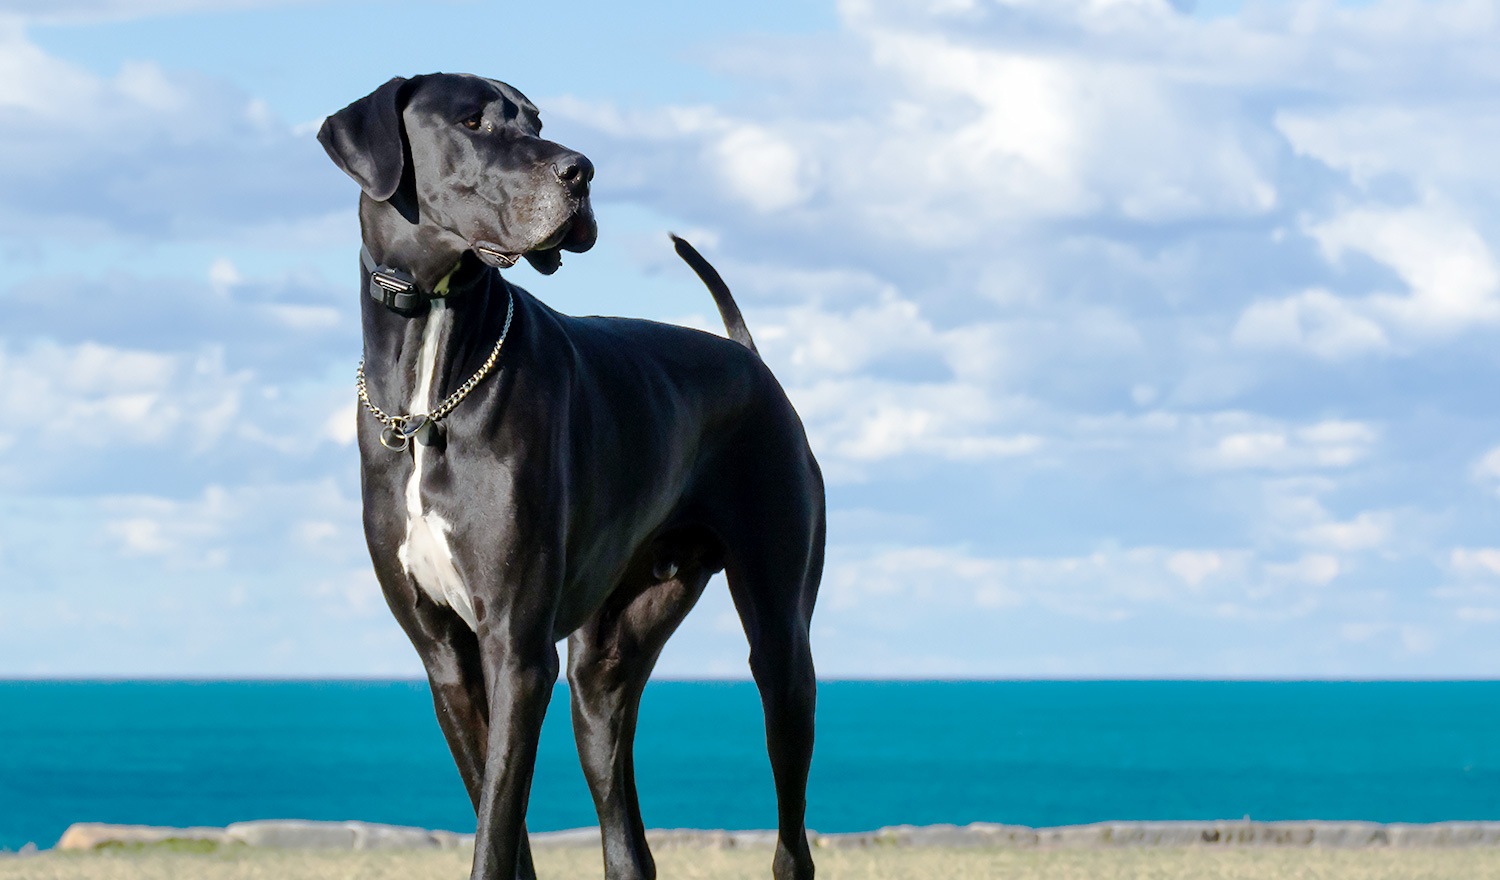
(3, 0, 1500, 678)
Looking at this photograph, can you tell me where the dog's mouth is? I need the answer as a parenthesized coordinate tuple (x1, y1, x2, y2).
(473, 205, 598, 276)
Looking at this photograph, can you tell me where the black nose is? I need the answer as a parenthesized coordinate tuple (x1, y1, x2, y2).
(552, 153, 594, 195)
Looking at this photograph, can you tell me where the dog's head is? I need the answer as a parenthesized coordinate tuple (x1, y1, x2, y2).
(318, 73, 597, 277)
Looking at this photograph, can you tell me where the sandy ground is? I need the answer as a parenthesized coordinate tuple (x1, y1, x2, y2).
(4, 846, 1500, 880)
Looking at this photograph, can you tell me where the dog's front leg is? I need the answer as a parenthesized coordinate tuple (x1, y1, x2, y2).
(470, 618, 560, 880)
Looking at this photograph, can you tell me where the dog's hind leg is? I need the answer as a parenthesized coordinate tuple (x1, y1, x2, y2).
(723, 467, 824, 880)
(566, 541, 716, 880)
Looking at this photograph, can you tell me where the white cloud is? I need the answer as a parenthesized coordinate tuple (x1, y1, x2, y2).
(1472, 445, 1500, 496)
(1311, 204, 1500, 335)
(559, 0, 1289, 262)
(760, 291, 938, 377)
(1278, 104, 1500, 195)
(792, 378, 1040, 471)
(1450, 547, 1500, 578)
(1166, 550, 1223, 587)
(0, 340, 243, 455)
(858, 30, 1089, 220)
(824, 543, 1183, 618)
(0, 0, 317, 24)
(0, 24, 342, 241)
(1204, 418, 1377, 471)
(1434, 554, 1500, 628)
(1457, 607, 1500, 623)
(323, 400, 358, 446)
(1297, 511, 1391, 552)
(1230, 203, 1500, 358)
(1253, 480, 1426, 566)
(100, 479, 362, 571)
(0, 18, 97, 112)
(266, 304, 341, 330)
(208, 257, 242, 292)
(1339, 621, 1387, 643)
(713, 124, 813, 213)
(108, 516, 175, 556)
(1232, 288, 1390, 359)
(0, 478, 405, 676)
(1265, 553, 1340, 587)
(1400, 624, 1437, 655)
(104, 485, 231, 565)
(817, 537, 1376, 641)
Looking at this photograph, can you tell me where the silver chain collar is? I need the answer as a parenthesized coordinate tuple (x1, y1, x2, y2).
(356, 288, 515, 452)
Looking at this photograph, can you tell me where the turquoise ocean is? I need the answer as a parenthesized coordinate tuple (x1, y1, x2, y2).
(1, 680, 1498, 851)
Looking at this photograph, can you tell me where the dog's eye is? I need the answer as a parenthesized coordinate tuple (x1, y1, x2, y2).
(461, 114, 483, 131)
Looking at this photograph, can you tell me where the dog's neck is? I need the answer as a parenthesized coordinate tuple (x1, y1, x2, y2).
(359, 193, 472, 294)
(356, 193, 520, 391)
(356, 244, 518, 423)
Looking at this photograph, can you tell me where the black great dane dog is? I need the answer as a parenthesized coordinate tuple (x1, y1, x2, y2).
(317, 74, 824, 880)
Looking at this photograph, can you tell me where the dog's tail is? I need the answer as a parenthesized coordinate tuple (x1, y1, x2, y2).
(671, 234, 759, 357)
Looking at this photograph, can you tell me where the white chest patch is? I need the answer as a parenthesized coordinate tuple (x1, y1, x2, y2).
(395, 302, 478, 631)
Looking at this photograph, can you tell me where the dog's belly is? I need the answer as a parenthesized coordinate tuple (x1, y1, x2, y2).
(395, 303, 479, 630)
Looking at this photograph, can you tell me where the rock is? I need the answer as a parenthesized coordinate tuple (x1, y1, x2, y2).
(430, 829, 476, 849)
(529, 827, 601, 848)
(725, 830, 783, 848)
(523, 828, 807, 850)
(55, 823, 229, 851)
(814, 820, 1500, 850)
(41, 818, 1500, 853)
(818, 823, 1038, 849)
(349, 822, 450, 850)
(965, 823, 1044, 847)
(644, 828, 813, 849)
(224, 820, 452, 850)
(1387, 822, 1500, 847)
(224, 820, 356, 849)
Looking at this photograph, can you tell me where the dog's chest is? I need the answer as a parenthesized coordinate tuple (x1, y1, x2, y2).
(393, 303, 478, 630)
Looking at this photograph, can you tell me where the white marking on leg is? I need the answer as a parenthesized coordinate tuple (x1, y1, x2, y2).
(395, 302, 479, 631)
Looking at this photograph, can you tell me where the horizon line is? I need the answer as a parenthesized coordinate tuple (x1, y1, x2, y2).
(2, 675, 1498, 683)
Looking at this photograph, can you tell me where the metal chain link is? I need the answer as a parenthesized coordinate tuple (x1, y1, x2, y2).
(356, 288, 514, 452)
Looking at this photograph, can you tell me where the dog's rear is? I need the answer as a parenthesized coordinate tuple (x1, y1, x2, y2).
(674, 236, 824, 880)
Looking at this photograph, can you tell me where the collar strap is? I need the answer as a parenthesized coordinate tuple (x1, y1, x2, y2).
(361, 246, 426, 316)
(361, 247, 492, 316)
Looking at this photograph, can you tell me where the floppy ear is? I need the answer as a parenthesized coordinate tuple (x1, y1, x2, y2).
(317, 76, 413, 201)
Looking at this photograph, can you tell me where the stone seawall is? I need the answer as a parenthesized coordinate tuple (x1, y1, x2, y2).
(44, 819, 1500, 852)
